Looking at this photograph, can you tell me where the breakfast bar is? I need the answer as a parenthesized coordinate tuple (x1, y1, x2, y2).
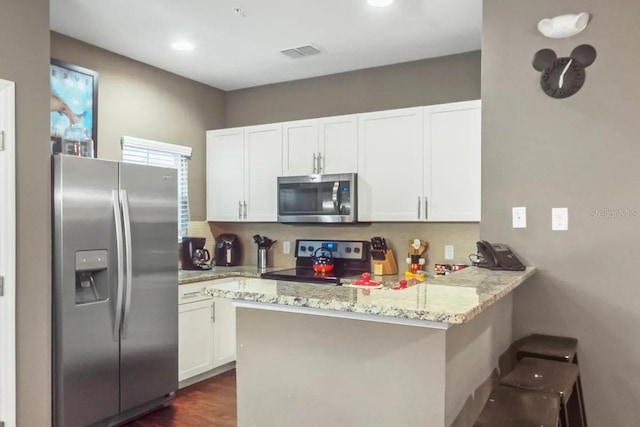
(202, 266, 535, 427)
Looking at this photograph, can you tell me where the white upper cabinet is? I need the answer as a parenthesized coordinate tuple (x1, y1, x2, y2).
(282, 115, 358, 176)
(318, 115, 358, 174)
(244, 123, 283, 221)
(206, 124, 282, 222)
(282, 119, 319, 176)
(207, 100, 480, 223)
(357, 107, 424, 221)
(206, 128, 245, 221)
(425, 100, 481, 221)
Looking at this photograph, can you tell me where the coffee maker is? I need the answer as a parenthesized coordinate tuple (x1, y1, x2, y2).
(182, 237, 212, 270)
(215, 233, 241, 266)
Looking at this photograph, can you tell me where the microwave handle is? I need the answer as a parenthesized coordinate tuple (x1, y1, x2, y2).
(332, 181, 339, 212)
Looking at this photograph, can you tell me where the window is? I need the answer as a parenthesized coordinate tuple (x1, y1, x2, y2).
(121, 136, 192, 240)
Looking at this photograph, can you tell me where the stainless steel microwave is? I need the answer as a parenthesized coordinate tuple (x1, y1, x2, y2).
(277, 173, 357, 223)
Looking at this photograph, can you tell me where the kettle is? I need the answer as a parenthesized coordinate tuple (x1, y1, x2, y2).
(312, 247, 334, 274)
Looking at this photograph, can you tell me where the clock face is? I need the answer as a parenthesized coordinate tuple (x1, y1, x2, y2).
(532, 45, 596, 99)
(540, 57, 586, 99)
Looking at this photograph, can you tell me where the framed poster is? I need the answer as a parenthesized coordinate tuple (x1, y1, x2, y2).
(50, 59, 98, 157)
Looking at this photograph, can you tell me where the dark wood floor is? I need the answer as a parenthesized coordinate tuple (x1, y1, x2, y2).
(124, 369, 237, 427)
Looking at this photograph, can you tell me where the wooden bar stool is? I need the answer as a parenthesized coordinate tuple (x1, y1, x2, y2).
(474, 385, 560, 427)
(516, 334, 587, 426)
(500, 357, 584, 427)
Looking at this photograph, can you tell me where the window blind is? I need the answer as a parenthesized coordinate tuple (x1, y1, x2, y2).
(121, 136, 192, 240)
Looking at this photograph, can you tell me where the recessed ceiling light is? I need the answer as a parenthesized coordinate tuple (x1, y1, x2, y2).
(367, 0, 394, 7)
(171, 40, 194, 52)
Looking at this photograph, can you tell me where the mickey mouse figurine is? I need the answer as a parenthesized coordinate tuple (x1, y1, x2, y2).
(532, 44, 596, 99)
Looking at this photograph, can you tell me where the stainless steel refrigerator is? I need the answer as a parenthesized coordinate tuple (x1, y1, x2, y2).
(53, 154, 178, 427)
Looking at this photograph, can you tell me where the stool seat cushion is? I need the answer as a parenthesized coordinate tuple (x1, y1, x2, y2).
(500, 357, 580, 404)
(517, 334, 578, 362)
(474, 385, 560, 427)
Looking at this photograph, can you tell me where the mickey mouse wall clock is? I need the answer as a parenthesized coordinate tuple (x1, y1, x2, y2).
(532, 44, 596, 98)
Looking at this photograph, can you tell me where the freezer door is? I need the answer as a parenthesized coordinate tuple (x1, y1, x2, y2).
(119, 162, 179, 411)
(53, 155, 121, 427)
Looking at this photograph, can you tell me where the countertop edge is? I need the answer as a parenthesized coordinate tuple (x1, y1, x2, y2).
(200, 267, 537, 325)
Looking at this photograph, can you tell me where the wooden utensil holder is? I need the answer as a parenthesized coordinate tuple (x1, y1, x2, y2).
(372, 249, 398, 275)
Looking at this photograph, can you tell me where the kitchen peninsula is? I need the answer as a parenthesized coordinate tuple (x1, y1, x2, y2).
(198, 266, 534, 427)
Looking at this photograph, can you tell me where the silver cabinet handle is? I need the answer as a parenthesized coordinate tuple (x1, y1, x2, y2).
(181, 291, 201, 298)
(238, 201, 242, 219)
(313, 153, 317, 173)
(211, 301, 216, 322)
(317, 152, 323, 173)
(120, 189, 133, 339)
(424, 196, 428, 220)
(243, 201, 248, 219)
(418, 197, 421, 220)
(111, 190, 125, 342)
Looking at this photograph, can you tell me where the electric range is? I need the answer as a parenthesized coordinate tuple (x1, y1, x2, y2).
(261, 239, 370, 285)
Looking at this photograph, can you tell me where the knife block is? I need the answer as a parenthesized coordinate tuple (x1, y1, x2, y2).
(372, 249, 398, 275)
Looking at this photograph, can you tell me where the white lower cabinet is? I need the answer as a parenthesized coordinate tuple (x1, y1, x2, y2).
(178, 298, 215, 382)
(212, 297, 237, 368)
(178, 284, 237, 383)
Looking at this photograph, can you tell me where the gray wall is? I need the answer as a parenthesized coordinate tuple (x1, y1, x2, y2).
(0, 1, 51, 426)
(226, 51, 481, 127)
(51, 33, 227, 220)
(482, 1, 640, 425)
(217, 52, 482, 271)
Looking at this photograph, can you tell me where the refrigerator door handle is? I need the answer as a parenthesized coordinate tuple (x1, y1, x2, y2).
(112, 190, 125, 342)
(120, 189, 134, 339)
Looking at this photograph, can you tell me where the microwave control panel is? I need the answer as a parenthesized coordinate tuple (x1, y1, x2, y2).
(295, 239, 368, 261)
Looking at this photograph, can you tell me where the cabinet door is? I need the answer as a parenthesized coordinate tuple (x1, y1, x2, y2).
(244, 123, 283, 221)
(206, 128, 245, 221)
(212, 297, 237, 368)
(425, 101, 481, 221)
(178, 299, 214, 382)
(357, 107, 424, 221)
(318, 114, 358, 175)
(282, 119, 318, 176)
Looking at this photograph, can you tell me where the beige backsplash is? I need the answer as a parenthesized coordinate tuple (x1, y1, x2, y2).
(189, 221, 480, 273)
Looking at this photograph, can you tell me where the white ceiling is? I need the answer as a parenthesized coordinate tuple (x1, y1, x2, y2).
(50, 0, 482, 91)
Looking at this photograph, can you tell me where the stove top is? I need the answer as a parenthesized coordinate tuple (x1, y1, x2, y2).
(261, 239, 370, 285)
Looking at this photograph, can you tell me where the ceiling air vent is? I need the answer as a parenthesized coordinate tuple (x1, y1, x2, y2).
(280, 45, 322, 59)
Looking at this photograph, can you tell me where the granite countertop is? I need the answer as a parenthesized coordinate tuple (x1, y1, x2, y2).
(199, 266, 536, 325)
(179, 266, 280, 284)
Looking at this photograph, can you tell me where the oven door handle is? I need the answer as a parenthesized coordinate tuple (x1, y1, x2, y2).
(332, 181, 339, 212)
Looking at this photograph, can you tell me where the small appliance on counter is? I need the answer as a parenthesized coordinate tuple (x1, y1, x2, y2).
(215, 233, 241, 266)
(182, 237, 212, 270)
(370, 236, 398, 275)
(261, 239, 370, 285)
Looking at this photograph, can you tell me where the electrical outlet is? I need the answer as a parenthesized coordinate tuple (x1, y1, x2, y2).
(512, 207, 527, 228)
(282, 241, 291, 254)
(444, 245, 454, 260)
(552, 208, 568, 231)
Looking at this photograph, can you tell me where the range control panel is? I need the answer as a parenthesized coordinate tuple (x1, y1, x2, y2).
(295, 239, 368, 261)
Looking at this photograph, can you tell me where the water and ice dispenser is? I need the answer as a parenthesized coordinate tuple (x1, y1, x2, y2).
(75, 250, 109, 304)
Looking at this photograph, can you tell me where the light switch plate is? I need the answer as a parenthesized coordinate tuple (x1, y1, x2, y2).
(282, 241, 291, 254)
(512, 207, 527, 228)
(552, 208, 568, 231)
(444, 245, 454, 260)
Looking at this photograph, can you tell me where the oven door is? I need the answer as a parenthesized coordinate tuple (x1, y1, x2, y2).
(277, 174, 356, 223)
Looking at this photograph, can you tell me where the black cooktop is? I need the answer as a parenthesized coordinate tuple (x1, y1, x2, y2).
(261, 239, 370, 285)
